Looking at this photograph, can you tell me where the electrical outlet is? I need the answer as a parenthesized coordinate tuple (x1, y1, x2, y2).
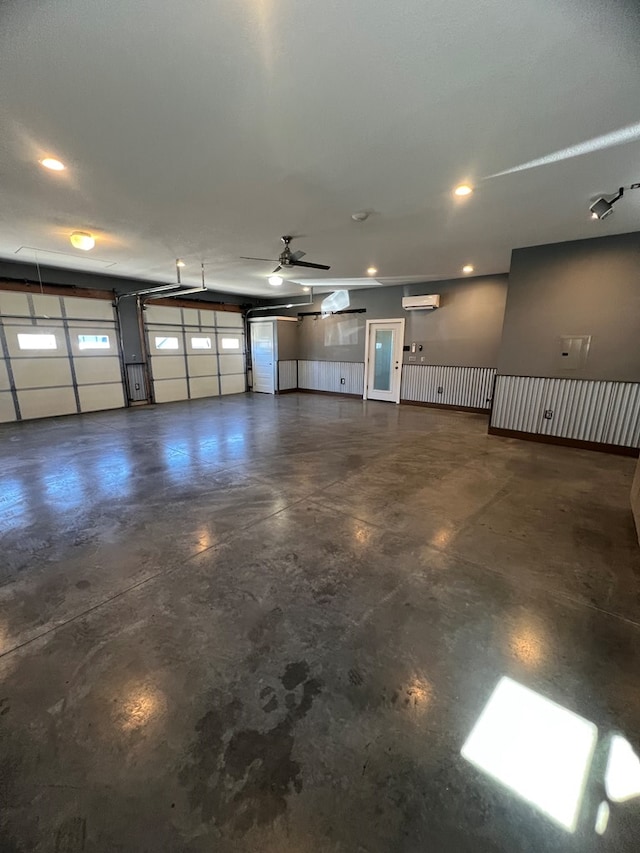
(544, 409, 553, 419)
(340, 377, 345, 385)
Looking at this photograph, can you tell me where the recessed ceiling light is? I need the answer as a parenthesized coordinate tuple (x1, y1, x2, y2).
(40, 158, 66, 171)
(454, 184, 473, 197)
(69, 231, 95, 251)
(176, 258, 186, 267)
(367, 267, 378, 275)
(462, 264, 474, 274)
(268, 275, 283, 286)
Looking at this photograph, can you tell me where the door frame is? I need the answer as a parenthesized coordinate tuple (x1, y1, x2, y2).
(363, 318, 405, 404)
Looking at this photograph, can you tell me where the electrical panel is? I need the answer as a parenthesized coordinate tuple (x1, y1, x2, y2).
(558, 335, 591, 371)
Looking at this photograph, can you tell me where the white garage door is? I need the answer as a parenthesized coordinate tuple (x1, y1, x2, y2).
(144, 304, 245, 403)
(0, 288, 126, 422)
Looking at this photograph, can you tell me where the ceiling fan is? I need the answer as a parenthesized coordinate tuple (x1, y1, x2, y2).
(241, 236, 331, 273)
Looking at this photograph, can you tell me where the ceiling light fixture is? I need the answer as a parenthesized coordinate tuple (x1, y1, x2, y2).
(176, 259, 186, 267)
(463, 264, 474, 274)
(302, 286, 310, 292)
(590, 182, 639, 220)
(268, 275, 283, 286)
(590, 190, 622, 220)
(454, 184, 473, 197)
(367, 266, 378, 275)
(40, 157, 65, 171)
(69, 231, 95, 251)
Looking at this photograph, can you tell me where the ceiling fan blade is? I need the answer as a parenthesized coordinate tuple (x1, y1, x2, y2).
(272, 265, 282, 273)
(291, 259, 331, 270)
(240, 256, 277, 262)
(291, 250, 306, 261)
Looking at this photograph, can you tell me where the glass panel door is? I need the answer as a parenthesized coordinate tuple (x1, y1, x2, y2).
(373, 329, 394, 391)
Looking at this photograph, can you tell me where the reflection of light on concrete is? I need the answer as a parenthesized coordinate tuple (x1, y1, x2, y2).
(431, 526, 454, 549)
(605, 735, 640, 803)
(487, 121, 640, 178)
(509, 624, 545, 667)
(94, 450, 132, 499)
(0, 477, 28, 531)
(196, 528, 215, 553)
(43, 466, 85, 512)
(352, 523, 372, 546)
(405, 676, 431, 713)
(120, 685, 166, 732)
(461, 677, 597, 833)
(595, 800, 610, 836)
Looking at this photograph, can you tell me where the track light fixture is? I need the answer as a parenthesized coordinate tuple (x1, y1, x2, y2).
(590, 182, 639, 220)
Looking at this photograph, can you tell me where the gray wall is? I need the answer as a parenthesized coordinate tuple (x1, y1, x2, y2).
(285, 276, 508, 366)
(275, 319, 299, 361)
(497, 232, 640, 381)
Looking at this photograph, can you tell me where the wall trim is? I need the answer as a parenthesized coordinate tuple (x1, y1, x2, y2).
(401, 399, 490, 415)
(296, 388, 362, 400)
(488, 426, 639, 457)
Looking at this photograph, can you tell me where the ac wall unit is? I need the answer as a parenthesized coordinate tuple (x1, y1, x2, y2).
(402, 294, 440, 310)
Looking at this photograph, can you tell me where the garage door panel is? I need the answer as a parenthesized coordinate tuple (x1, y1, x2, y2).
(32, 294, 63, 318)
(78, 384, 125, 412)
(219, 353, 245, 375)
(220, 374, 246, 395)
(145, 305, 181, 324)
(18, 387, 77, 420)
(215, 311, 243, 329)
(0, 292, 30, 316)
(63, 297, 114, 321)
(189, 377, 220, 398)
(149, 332, 184, 354)
(12, 357, 73, 389)
(0, 391, 16, 422)
(68, 328, 117, 357)
(187, 354, 217, 377)
(153, 378, 189, 403)
(182, 308, 200, 325)
(151, 355, 185, 380)
(74, 356, 122, 384)
(5, 327, 67, 358)
(186, 334, 214, 353)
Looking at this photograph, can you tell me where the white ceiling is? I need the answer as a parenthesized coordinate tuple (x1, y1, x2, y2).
(0, 0, 639, 298)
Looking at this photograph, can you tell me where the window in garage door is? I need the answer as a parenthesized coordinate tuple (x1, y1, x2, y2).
(0, 288, 126, 422)
(144, 304, 245, 403)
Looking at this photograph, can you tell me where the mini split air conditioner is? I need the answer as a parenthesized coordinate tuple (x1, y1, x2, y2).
(402, 294, 440, 311)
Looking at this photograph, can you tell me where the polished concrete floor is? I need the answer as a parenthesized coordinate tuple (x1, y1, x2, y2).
(1, 393, 639, 852)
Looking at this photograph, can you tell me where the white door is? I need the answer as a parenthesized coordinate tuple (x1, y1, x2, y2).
(365, 319, 405, 403)
(250, 321, 275, 394)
